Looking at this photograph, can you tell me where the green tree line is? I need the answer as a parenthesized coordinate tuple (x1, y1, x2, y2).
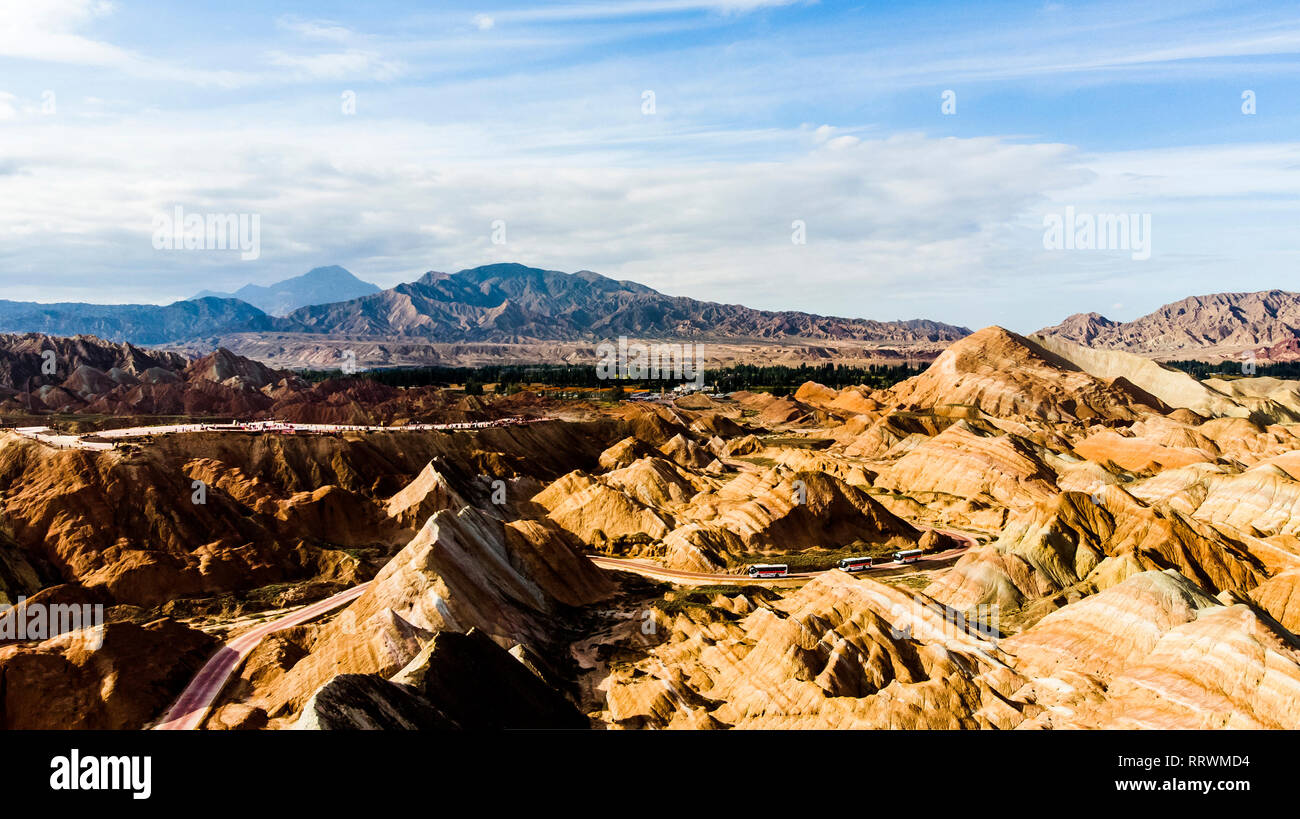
(1164, 359, 1300, 380)
(298, 361, 926, 392)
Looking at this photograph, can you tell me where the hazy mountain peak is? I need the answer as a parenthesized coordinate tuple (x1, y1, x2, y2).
(299, 265, 361, 283)
(190, 266, 381, 316)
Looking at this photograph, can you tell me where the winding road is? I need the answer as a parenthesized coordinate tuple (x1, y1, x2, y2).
(590, 541, 972, 586)
(154, 530, 974, 729)
(154, 582, 371, 730)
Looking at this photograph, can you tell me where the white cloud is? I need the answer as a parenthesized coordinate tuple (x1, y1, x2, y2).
(0, 0, 129, 66)
(277, 17, 356, 43)
(473, 14, 495, 31)
(0, 0, 254, 86)
(810, 125, 861, 150)
(0, 106, 1296, 331)
(478, 0, 802, 25)
(0, 111, 1080, 317)
(267, 50, 405, 81)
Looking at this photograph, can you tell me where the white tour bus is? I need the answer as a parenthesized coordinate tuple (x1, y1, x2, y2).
(892, 549, 923, 564)
(747, 563, 789, 578)
(837, 556, 874, 572)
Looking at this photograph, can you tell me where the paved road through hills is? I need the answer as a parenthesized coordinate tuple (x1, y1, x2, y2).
(154, 582, 371, 730)
(591, 530, 975, 586)
(156, 530, 974, 729)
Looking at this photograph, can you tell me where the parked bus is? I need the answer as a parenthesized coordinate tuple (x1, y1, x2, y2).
(837, 556, 874, 572)
(892, 549, 923, 564)
(747, 563, 789, 578)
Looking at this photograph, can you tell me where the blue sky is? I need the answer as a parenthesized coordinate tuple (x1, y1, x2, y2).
(0, 0, 1297, 332)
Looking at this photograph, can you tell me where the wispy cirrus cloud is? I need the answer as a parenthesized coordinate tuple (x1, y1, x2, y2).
(266, 50, 405, 81)
(468, 0, 805, 26)
(276, 17, 356, 43)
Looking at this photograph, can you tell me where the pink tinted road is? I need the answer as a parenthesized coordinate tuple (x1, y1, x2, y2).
(154, 582, 371, 730)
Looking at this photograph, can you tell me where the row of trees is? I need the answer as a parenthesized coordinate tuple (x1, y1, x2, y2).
(707, 362, 925, 393)
(301, 364, 608, 389)
(299, 361, 926, 392)
(1164, 359, 1300, 380)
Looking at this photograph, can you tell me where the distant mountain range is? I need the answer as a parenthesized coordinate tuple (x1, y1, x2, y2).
(192, 265, 380, 316)
(0, 263, 971, 349)
(7, 266, 1298, 365)
(285, 263, 969, 343)
(1037, 290, 1300, 360)
(0, 296, 278, 345)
